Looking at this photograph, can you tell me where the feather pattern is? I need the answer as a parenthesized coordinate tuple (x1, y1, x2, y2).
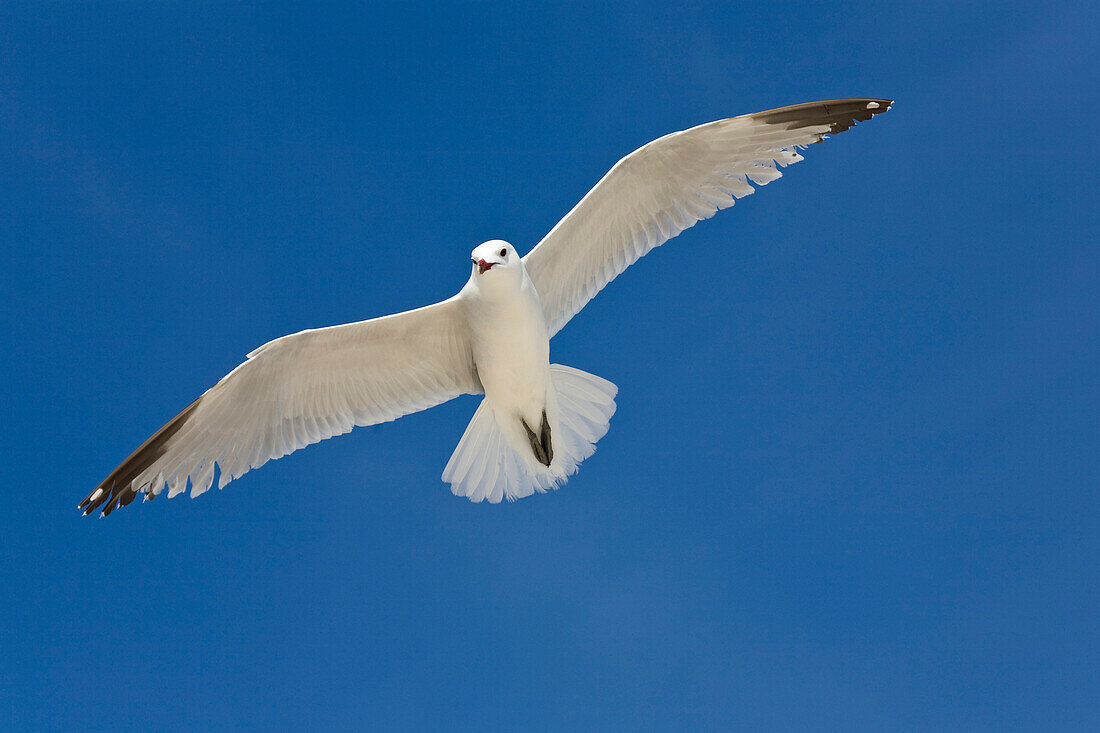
(80, 298, 481, 516)
(523, 99, 893, 337)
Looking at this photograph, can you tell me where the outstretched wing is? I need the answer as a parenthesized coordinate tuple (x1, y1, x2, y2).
(81, 297, 481, 516)
(523, 99, 892, 337)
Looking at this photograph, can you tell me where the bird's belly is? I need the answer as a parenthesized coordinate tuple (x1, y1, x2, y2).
(468, 291, 551, 429)
(474, 318, 549, 424)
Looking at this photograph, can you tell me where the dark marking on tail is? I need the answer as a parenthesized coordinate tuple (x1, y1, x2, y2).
(522, 410, 553, 467)
(540, 411, 553, 465)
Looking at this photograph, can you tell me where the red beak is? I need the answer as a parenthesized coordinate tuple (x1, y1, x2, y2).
(476, 259, 494, 274)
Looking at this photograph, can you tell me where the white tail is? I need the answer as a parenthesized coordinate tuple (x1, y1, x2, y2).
(442, 364, 618, 503)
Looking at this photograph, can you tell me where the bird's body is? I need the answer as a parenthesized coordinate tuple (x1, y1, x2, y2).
(461, 240, 556, 471)
(81, 98, 893, 516)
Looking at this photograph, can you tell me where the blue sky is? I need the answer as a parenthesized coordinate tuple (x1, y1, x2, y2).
(1, 1, 1097, 730)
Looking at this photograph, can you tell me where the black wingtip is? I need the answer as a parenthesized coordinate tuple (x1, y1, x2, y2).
(751, 98, 893, 136)
(79, 395, 203, 517)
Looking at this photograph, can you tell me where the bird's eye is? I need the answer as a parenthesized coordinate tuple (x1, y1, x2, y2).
(499, 248, 507, 258)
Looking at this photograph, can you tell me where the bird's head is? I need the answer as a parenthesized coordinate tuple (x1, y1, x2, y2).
(470, 240, 516, 277)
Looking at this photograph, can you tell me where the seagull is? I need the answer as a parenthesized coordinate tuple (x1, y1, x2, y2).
(80, 98, 892, 516)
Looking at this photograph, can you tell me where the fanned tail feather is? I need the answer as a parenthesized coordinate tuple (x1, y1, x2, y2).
(443, 364, 617, 503)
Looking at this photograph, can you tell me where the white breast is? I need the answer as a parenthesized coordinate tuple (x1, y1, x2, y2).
(461, 264, 552, 435)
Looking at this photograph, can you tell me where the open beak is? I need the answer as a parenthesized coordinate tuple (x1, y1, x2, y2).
(475, 259, 495, 274)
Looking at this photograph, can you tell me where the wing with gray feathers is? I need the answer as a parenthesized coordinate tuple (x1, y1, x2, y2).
(523, 99, 892, 337)
(81, 297, 481, 516)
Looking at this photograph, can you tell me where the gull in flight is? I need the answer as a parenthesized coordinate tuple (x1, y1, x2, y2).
(80, 98, 892, 516)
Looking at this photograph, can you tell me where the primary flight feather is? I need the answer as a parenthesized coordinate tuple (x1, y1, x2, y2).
(81, 98, 892, 516)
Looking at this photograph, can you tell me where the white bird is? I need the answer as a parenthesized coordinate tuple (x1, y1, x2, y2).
(81, 98, 892, 516)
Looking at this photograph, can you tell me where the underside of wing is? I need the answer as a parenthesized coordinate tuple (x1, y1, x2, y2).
(80, 297, 481, 516)
(523, 99, 893, 337)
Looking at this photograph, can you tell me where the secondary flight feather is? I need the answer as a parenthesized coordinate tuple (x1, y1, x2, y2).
(81, 98, 892, 516)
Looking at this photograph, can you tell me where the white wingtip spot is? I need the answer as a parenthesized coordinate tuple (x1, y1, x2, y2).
(866, 101, 880, 109)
